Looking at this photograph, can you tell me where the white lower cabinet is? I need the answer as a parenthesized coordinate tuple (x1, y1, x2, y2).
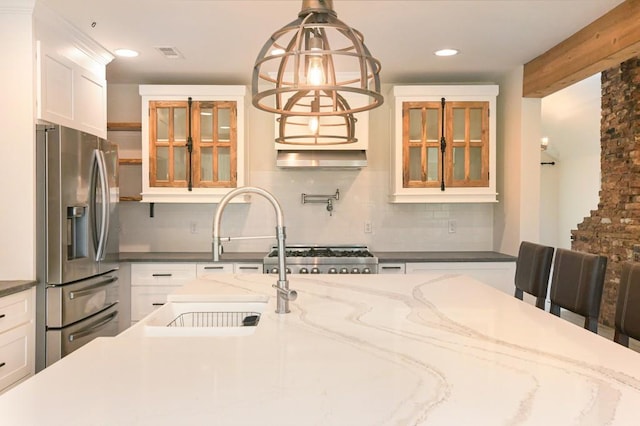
(196, 263, 233, 277)
(196, 263, 262, 277)
(378, 263, 406, 274)
(0, 287, 35, 394)
(130, 263, 197, 324)
(233, 263, 263, 274)
(405, 262, 516, 295)
(131, 261, 264, 324)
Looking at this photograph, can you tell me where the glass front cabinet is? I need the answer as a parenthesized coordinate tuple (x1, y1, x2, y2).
(140, 85, 245, 203)
(390, 85, 498, 203)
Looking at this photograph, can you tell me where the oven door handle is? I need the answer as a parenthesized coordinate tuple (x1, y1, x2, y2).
(69, 276, 118, 300)
(68, 310, 118, 342)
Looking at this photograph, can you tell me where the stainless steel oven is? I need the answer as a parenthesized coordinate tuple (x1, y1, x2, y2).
(263, 245, 378, 274)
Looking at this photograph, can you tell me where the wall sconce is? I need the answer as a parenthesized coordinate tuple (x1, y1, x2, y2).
(541, 136, 549, 151)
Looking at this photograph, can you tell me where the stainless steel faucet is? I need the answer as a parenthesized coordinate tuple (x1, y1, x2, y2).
(212, 186, 297, 314)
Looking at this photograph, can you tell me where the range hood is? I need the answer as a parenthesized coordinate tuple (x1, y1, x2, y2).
(276, 150, 367, 169)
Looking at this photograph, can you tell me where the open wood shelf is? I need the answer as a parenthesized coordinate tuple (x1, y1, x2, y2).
(120, 195, 142, 202)
(107, 122, 142, 131)
(119, 158, 142, 165)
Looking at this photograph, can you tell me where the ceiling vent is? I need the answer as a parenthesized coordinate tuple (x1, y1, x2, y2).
(154, 46, 183, 59)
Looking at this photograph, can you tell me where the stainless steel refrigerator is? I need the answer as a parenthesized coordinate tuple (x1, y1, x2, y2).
(36, 123, 120, 371)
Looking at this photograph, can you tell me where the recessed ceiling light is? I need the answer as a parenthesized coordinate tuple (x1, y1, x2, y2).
(434, 49, 459, 57)
(114, 48, 139, 58)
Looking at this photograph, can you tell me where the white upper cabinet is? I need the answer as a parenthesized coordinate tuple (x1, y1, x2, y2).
(139, 85, 247, 203)
(35, 4, 113, 138)
(390, 85, 499, 203)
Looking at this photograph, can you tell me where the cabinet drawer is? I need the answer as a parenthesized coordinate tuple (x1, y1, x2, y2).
(196, 263, 234, 277)
(131, 263, 196, 286)
(234, 263, 262, 274)
(379, 263, 406, 274)
(0, 323, 32, 393)
(131, 286, 182, 322)
(0, 288, 34, 334)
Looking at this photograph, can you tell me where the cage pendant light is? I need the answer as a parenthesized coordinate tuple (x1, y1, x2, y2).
(252, 0, 383, 145)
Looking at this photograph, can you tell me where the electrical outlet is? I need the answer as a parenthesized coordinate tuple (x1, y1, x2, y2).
(448, 219, 457, 234)
(364, 221, 373, 233)
(189, 221, 197, 234)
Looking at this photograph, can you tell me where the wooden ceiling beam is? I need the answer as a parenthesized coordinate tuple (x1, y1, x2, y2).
(523, 0, 640, 98)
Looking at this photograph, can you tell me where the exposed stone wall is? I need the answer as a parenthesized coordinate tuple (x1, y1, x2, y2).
(572, 57, 640, 326)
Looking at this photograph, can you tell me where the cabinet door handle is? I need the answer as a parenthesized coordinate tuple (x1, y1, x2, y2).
(0, 362, 5, 368)
(238, 266, 259, 270)
(152, 273, 172, 277)
(0, 314, 5, 319)
(381, 266, 402, 270)
(151, 303, 165, 306)
(204, 266, 224, 270)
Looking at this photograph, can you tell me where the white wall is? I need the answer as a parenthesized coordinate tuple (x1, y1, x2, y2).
(0, 2, 36, 280)
(494, 67, 543, 256)
(540, 74, 601, 249)
(109, 83, 496, 253)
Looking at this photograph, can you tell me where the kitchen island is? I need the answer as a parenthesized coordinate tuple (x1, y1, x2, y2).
(1, 273, 639, 425)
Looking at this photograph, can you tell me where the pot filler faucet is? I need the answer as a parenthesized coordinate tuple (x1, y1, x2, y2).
(212, 186, 297, 314)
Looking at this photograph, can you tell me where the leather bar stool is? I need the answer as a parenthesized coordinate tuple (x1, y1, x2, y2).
(513, 241, 554, 309)
(614, 262, 640, 347)
(549, 248, 607, 333)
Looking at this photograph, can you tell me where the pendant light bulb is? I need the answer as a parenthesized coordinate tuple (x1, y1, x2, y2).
(306, 34, 325, 86)
(307, 56, 324, 86)
(309, 116, 319, 134)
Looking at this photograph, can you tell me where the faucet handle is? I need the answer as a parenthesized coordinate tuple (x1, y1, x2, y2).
(273, 284, 297, 301)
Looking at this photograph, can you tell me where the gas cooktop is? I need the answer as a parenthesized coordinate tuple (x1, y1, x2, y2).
(263, 245, 378, 274)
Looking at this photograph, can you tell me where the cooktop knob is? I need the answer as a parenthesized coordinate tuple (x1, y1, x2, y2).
(351, 268, 360, 274)
(328, 267, 338, 274)
(286, 268, 292, 274)
(362, 267, 371, 274)
(339, 267, 349, 274)
(270, 267, 279, 274)
(311, 267, 320, 274)
(299, 267, 309, 274)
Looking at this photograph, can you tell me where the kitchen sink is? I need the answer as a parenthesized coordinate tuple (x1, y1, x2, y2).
(143, 301, 267, 337)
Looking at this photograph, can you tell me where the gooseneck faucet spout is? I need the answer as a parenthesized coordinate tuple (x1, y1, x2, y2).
(212, 186, 296, 314)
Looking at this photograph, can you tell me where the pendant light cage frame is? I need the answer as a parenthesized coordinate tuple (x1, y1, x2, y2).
(251, 1, 383, 120)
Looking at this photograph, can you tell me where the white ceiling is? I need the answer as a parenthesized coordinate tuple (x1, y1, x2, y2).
(39, 0, 625, 86)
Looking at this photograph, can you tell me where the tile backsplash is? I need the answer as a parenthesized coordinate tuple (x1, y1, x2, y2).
(119, 169, 494, 253)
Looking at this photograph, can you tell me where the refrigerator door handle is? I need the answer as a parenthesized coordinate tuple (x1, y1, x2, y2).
(92, 149, 110, 261)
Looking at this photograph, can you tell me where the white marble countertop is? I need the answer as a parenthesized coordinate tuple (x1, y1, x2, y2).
(2, 273, 640, 425)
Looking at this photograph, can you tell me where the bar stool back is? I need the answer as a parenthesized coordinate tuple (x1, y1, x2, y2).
(513, 241, 554, 309)
(614, 262, 640, 347)
(549, 248, 607, 333)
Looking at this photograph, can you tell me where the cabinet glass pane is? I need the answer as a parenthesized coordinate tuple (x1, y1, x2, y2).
(453, 108, 465, 141)
(157, 108, 169, 141)
(174, 108, 187, 141)
(409, 146, 422, 181)
(470, 147, 482, 180)
(156, 147, 169, 180)
(453, 147, 465, 180)
(408, 109, 422, 141)
(427, 147, 438, 181)
(470, 108, 482, 141)
(218, 147, 231, 181)
(426, 109, 439, 141)
(201, 147, 213, 181)
(200, 108, 213, 142)
(174, 146, 186, 180)
(218, 108, 231, 141)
